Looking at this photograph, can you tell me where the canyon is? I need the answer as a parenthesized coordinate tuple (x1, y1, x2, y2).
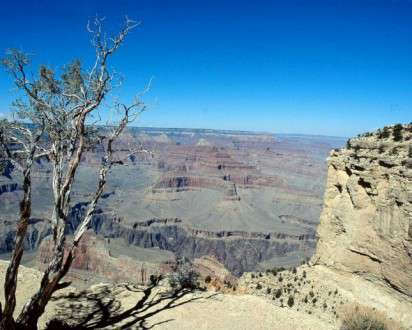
(0, 128, 344, 282)
(0, 124, 410, 329)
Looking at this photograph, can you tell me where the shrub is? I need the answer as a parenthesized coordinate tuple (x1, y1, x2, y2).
(266, 287, 272, 294)
(340, 304, 402, 330)
(390, 147, 398, 155)
(393, 124, 403, 142)
(256, 283, 262, 290)
(408, 145, 412, 158)
(287, 295, 295, 307)
(302, 270, 307, 278)
(275, 288, 282, 298)
(168, 258, 199, 290)
(204, 275, 212, 283)
(309, 290, 314, 297)
(292, 267, 297, 274)
(378, 126, 390, 139)
(149, 274, 162, 285)
(278, 275, 283, 282)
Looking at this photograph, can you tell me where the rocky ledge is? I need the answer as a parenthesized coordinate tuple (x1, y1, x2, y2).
(312, 123, 412, 298)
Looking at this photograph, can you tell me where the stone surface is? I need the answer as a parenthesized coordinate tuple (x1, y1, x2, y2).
(312, 124, 412, 298)
(238, 124, 412, 329)
(0, 260, 335, 330)
(37, 232, 175, 287)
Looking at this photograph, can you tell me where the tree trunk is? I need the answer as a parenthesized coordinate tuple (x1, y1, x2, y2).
(0, 160, 34, 330)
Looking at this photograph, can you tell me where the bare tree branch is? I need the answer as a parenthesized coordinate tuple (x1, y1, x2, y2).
(0, 16, 148, 330)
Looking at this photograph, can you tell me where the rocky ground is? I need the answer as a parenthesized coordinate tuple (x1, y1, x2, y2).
(239, 264, 412, 328)
(0, 261, 336, 330)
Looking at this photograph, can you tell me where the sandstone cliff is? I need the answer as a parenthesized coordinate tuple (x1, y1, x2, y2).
(313, 124, 412, 298)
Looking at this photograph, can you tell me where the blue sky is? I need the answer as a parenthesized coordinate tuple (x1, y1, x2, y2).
(0, 0, 411, 137)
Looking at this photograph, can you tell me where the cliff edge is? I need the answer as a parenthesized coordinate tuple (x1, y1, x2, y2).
(313, 124, 412, 297)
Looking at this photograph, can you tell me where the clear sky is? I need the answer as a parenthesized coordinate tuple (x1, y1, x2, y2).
(0, 0, 411, 137)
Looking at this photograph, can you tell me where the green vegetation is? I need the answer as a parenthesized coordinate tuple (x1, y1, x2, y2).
(275, 288, 282, 298)
(378, 126, 390, 139)
(169, 258, 199, 290)
(393, 124, 403, 141)
(287, 295, 295, 307)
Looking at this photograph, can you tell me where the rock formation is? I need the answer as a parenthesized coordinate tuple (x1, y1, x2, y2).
(238, 124, 412, 328)
(312, 124, 412, 298)
(36, 232, 175, 287)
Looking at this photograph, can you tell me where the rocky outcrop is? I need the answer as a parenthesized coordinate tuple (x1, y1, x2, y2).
(313, 124, 412, 298)
(99, 218, 314, 276)
(193, 255, 238, 289)
(238, 125, 412, 328)
(37, 232, 175, 286)
(64, 204, 316, 276)
(152, 175, 224, 192)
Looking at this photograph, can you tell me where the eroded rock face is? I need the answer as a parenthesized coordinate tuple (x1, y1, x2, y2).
(37, 233, 175, 286)
(313, 124, 412, 298)
(84, 213, 315, 276)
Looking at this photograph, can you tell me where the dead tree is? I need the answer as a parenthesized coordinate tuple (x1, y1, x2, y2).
(0, 16, 149, 329)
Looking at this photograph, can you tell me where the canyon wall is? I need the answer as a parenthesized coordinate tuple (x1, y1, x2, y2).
(69, 207, 315, 276)
(312, 124, 412, 298)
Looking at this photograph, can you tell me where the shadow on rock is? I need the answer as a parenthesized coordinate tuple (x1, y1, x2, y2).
(46, 278, 218, 329)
